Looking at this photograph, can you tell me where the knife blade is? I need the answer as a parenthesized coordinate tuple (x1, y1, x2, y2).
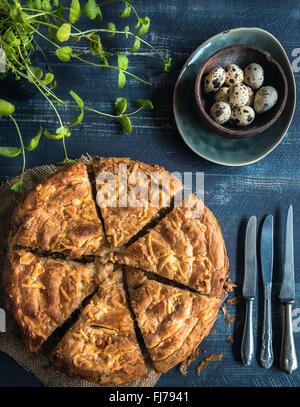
(241, 216, 257, 366)
(260, 215, 274, 368)
(279, 204, 298, 374)
(243, 216, 257, 298)
(280, 205, 295, 302)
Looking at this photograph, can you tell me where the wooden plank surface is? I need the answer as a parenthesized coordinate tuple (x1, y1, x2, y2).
(0, 0, 300, 387)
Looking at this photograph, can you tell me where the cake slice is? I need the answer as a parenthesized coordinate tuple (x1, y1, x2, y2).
(115, 194, 229, 298)
(8, 162, 109, 259)
(126, 267, 221, 373)
(50, 265, 147, 386)
(92, 156, 183, 248)
(2, 250, 110, 351)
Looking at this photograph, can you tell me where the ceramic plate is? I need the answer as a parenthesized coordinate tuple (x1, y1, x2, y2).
(173, 27, 296, 166)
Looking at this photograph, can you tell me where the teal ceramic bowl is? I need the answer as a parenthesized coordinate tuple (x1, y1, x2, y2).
(173, 27, 296, 166)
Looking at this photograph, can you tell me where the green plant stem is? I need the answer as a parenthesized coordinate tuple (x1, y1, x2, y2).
(23, 6, 167, 68)
(73, 54, 151, 85)
(124, 106, 143, 116)
(13, 64, 147, 123)
(28, 22, 151, 86)
(32, 37, 53, 72)
(8, 114, 25, 183)
(71, 27, 167, 66)
(37, 83, 145, 119)
(31, 81, 69, 161)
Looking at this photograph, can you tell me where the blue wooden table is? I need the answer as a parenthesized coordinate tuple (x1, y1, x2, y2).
(0, 0, 300, 387)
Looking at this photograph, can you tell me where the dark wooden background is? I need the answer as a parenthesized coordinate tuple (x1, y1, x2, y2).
(0, 0, 300, 387)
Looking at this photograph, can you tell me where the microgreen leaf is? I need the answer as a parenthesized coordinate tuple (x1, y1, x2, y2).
(69, 110, 84, 127)
(89, 33, 102, 56)
(106, 22, 116, 37)
(69, 0, 81, 24)
(164, 57, 172, 72)
(9, 7, 21, 22)
(137, 16, 150, 36)
(41, 0, 52, 12)
(11, 180, 23, 192)
(83, 0, 102, 21)
(50, 80, 57, 89)
(34, 0, 42, 9)
(117, 54, 128, 70)
(130, 38, 140, 52)
(44, 126, 71, 140)
(120, 115, 132, 135)
(0, 100, 15, 116)
(26, 0, 35, 9)
(0, 146, 20, 157)
(115, 97, 127, 116)
(26, 66, 43, 83)
(118, 71, 126, 89)
(56, 126, 71, 137)
(56, 23, 71, 42)
(26, 127, 42, 151)
(40, 72, 54, 86)
(136, 99, 154, 109)
(4, 30, 20, 48)
(124, 25, 129, 38)
(44, 129, 63, 140)
(120, 4, 131, 18)
(69, 90, 84, 107)
(56, 46, 73, 62)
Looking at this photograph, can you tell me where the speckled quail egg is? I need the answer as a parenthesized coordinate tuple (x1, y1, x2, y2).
(244, 63, 264, 89)
(204, 66, 226, 93)
(210, 101, 231, 124)
(224, 64, 244, 86)
(245, 86, 254, 106)
(230, 106, 255, 127)
(228, 83, 249, 108)
(214, 86, 229, 103)
(253, 86, 278, 114)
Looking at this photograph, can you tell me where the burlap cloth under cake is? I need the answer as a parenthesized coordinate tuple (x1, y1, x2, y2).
(0, 155, 160, 387)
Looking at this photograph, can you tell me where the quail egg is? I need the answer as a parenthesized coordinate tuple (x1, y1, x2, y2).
(228, 83, 249, 108)
(204, 66, 226, 93)
(245, 86, 254, 106)
(254, 86, 278, 114)
(210, 102, 231, 124)
(214, 86, 229, 103)
(244, 63, 264, 89)
(230, 106, 255, 127)
(224, 64, 244, 86)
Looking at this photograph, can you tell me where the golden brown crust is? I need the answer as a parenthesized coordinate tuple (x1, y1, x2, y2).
(3, 158, 230, 383)
(8, 163, 109, 259)
(126, 267, 221, 373)
(92, 156, 183, 248)
(2, 250, 110, 352)
(50, 265, 147, 386)
(116, 194, 229, 297)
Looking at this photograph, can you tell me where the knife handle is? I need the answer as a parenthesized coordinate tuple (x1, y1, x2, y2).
(280, 302, 298, 374)
(260, 284, 273, 368)
(241, 297, 254, 366)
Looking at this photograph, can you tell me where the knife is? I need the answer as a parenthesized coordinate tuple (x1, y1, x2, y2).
(279, 205, 298, 374)
(260, 215, 274, 368)
(241, 216, 257, 366)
